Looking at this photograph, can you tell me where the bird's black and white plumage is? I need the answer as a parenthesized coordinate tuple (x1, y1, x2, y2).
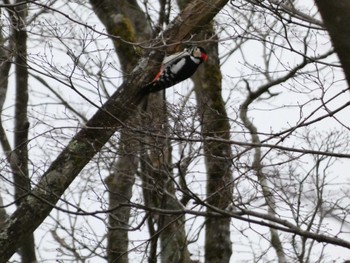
(143, 46, 208, 93)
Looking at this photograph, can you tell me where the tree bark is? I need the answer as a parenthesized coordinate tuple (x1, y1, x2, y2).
(0, 0, 229, 261)
(89, 0, 152, 73)
(11, 2, 37, 262)
(315, 0, 350, 86)
(192, 29, 233, 263)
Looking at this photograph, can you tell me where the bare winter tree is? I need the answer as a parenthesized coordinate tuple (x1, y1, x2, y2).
(1, 0, 350, 263)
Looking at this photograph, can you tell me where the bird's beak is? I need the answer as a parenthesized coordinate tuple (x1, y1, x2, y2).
(201, 53, 208, 62)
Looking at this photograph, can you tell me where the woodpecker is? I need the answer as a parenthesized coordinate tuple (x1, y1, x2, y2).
(143, 46, 208, 93)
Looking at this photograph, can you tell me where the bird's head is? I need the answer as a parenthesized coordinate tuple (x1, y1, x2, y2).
(191, 46, 208, 62)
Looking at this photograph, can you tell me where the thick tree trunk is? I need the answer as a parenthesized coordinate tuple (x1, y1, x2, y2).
(0, 1, 229, 261)
(315, 1, 350, 86)
(89, 0, 152, 73)
(192, 32, 233, 263)
(12, 2, 37, 262)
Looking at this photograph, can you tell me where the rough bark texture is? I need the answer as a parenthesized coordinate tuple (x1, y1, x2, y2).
(192, 30, 233, 263)
(0, 0, 229, 261)
(89, 0, 152, 73)
(315, 0, 350, 86)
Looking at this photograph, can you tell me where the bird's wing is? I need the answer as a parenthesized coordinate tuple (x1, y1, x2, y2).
(168, 57, 187, 74)
(151, 49, 189, 82)
(152, 57, 186, 82)
(162, 49, 189, 67)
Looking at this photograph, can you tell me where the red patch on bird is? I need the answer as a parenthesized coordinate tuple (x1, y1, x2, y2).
(152, 66, 164, 81)
(201, 53, 208, 61)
